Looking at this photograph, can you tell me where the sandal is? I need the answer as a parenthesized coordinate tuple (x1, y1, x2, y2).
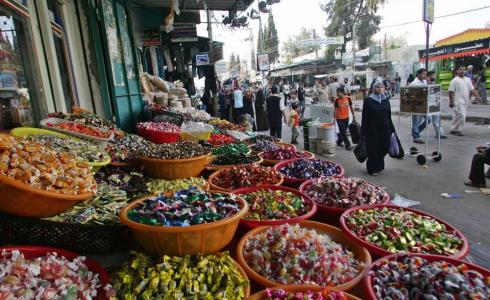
(464, 181, 486, 188)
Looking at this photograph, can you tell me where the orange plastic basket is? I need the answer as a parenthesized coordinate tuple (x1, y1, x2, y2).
(207, 168, 284, 193)
(259, 151, 315, 166)
(119, 193, 249, 256)
(0, 174, 93, 218)
(236, 220, 371, 292)
(205, 156, 264, 171)
(275, 142, 297, 150)
(138, 154, 211, 180)
(247, 286, 361, 300)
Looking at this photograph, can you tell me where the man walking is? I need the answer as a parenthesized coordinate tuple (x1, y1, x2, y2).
(410, 68, 428, 144)
(297, 82, 306, 116)
(233, 86, 244, 123)
(394, 72, 401, 94)
(266, 85, 288, 139)
(329, 77, 340, 103)
(449, 65, 480, 136)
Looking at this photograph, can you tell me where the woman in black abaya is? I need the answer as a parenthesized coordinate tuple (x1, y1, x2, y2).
(360, 81, 395, 176)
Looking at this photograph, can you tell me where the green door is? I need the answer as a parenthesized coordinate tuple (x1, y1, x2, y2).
(96, 0, 143, 132)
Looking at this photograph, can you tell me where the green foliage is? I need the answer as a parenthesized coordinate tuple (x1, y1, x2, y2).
(262, 11, 280, 63)
(282, 27, 320, 61)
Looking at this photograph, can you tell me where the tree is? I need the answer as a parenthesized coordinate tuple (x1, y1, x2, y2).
(236, 54, 241, 73)
(385, 34, 408, 50)
(282, 27, 321, 61)
(257, 25, 264, 52)
(263, 11, 280, 63)
(251, 48, 257, 71)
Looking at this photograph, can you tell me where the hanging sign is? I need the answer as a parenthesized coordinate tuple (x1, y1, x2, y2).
(170, 23, 198, 42)
(143, 30, 161, 46)
(300, 37, 344, 47)
(257, 53, 270, 71)
(196, 53, 210, 66)
(423, 0, 435, 23)
(419, 38, 490, 61)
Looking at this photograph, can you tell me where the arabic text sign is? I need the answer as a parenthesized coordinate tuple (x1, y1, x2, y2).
(301, 37, 344, 47)
(419, 37, 490, 59)
(170, 23, 198, 42)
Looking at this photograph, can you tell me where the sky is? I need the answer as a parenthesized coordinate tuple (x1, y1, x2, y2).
(197, 0, 490, 66)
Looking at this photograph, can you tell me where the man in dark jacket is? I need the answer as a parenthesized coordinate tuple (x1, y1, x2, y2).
(465, 143, 490, 188)
(266, 85, 288, 138)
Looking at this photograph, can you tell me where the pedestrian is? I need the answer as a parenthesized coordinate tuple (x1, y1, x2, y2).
(464, 65, 474, 82)
(329, 77, 341, 103)
(406, 74, 415, 86)
(426, 71, 447, 139)
(283, 81, 291, 105)
(218, 88, 227, 120)
(410, 68, 428, 144)
(232, 86, 244, 123)
(254, 84, 269, 131)
(289, 102, 301, 144)
(266, 85, 288, 139)
(360, 81, 395, 176)
(475, 71, 488, 105)
(465, 143, 490, 188)
(335, 87, 355, 151)
(394, 72, 401, 94)
(316, 80, 330, 104)
(343, 78, 352, 96)
(297, 82, 306, 116)
(448, 65, 481, 136)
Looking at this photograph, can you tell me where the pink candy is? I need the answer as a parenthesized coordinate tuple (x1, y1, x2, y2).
(136, 121, 180, 133)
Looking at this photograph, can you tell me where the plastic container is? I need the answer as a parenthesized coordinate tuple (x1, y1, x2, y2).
(299, 178, 390, 226)
(232, 185, 317, 228)
(0, 246, 109, 300)
(248, 286, 361, 300)
(206, 169, 284, 193)
(275, 142, 297, 150)
(236, 220, 371, 291)
(137, 127, 180, 144)
(205, 156, 264, 171)
(139, 155, 211, 180)
(274, 158, 345, 188)
(0, 174, 93, 218)
(363, 253, 490, 300)
(119, 194, 249, 256)
(179, 130, 212, 141)
(259, 150, 315, 166)
(339, 204, 470, 260)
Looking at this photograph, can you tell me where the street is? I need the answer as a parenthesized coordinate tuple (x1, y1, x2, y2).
(279, 98, 490, 268)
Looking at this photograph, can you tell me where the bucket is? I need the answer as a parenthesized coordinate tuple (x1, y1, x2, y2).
(322, 141, 336, 157)
(307, 123, 317, 139)
(317, 125, 336, 143)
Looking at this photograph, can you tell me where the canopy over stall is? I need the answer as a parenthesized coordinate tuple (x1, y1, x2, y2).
(129, 0, 254, 11)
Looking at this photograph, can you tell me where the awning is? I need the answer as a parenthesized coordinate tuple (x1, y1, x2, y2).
(419, 37, 490, 62)
(129, 0, 253, 11)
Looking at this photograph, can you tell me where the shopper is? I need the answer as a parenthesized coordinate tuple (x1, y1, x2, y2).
(394, 72, 401, 94)
(297, 82, 306, 116)
(476, 71, 488, 105)
(464, 65, 474, 82)
(283, 81, 291, 105)
(406, 74, 415, 86)
(254, 84, 269, 131)
(465, 143, 490, 188)
(232, 86, 244, 123)
(316, 80, 330, 104)
(335, 87, 355, 151)
(218, 88, 228, 121)
(329, 77, 341, 103)
(266, 85, 288, 139)
(410, 68, 428, 144)
(448, 65, 481, 136)
(289, 102, 301, 144)
(360, 81, 395, 176)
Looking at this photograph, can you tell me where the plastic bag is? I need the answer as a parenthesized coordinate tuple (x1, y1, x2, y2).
(389, 132, 404, 159)
(180, 121, 213, 141)
(354, 138, 367, 163)
(348, 121, 361, 144)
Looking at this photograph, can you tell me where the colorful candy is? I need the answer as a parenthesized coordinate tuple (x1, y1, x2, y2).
(127, 188, 241, 227)
(110, 251, 248, 299)
(242, 223, 363, 286)
(208, 119, 246, 132)
(46, 121, 112, 139)
(212, 143, 249, 156)
(261, 148, 308, 160)
(265, 288, 348, 300)
(146, 177, 208, 195)
(48, 112, 119, 132)
(245, 134, 280, 144)
(209, 133, 236, 146)
(95, 167, 151, 199)
(369, 255, 490, 299)
(211, 153, 260, 166)
(0, 249, 113, 299)
(137, 121, 180, 133)
(250, 140, 280, 152)
(279, 159, 343, 180)
(138, 141, 211, 160)
(105, 134, 144, 162)
(344, 207, 463, 255)
(0, 135, 97, 195)
(304, 177, 389, 209)
(241, 189, 309, 221)
(210, 166, 283, 190)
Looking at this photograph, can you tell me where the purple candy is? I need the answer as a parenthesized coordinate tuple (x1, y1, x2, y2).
(279, 159, 342, 180)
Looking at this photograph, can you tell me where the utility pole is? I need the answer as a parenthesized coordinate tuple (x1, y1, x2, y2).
(352, 23, 356, 69)
(313, 29, 318, 59)
(206, 9, 218, 116)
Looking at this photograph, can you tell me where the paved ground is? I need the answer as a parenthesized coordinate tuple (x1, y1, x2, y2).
(277, 99, 490, 268)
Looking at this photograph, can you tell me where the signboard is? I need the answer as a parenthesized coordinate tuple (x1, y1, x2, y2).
(143, 30, 160, 46)
(170, 23, 198, 42)
(423, 0, 435, 23)
(400, 84, 441, 114)
(215, 61, 227, 74)
(257, 53, 270, 71)
(301, 37, 344, 47)
(310, 104, 334, 124)
(196, 53, 210, 66)
(211, 42, 224, 63)
(418, 38, 490, 60)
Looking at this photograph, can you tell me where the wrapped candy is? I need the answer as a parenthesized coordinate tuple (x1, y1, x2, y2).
(106, 134, 152, 162)
(146, 177, 208, 195)
(250, 140, 280, 152)
(304, 177, 389, 209)
(345, 207, 463, 255)
(265, 288, 348, 300)
(136, 121, 180, 133)
(208, 119, 246, 132)
(241, 189, 309, 221)
(245, 134, 280, 144)
(48, 112, 118, 132)
(209, 133, 236, 146)
(137, 141, 211, 160)
(211, 153, 260, 166)
(46, 121, 112, 139)
(212, 143, 249, 156)
(127, 188, 241, 227)
(0, 249, 114, 299)
(110, 251, 248, 299)
(210, 166, 282, 190)
(95, 167, 150, 199)
(369, 255, 490, 299)
(242, 223, 363, 286)
(279, 159, 342, 180)
(261, 148, 307, 160)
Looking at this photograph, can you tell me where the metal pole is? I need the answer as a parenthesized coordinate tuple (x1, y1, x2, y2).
(314, 29, 318, 59)
(425, 22, 430, 70)
(352, 23, 356, 69)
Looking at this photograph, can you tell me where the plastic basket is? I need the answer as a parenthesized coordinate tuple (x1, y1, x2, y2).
(236, 220, 371, 292)
(119, 194, 249, 256)
(299, 178, 390, 226)
(0, 246, 110, 300)
(0, 174, 93, 218)
(248, 286, 361, 300)
(232, 185, 317, 228)
(137, 127, 180, 144)
(205, 156, 264, 171)
(339, 204, 470, 260)
(275, 142, 297, 149)
(259, 151, 315, 166)
(139, 155, 212, 180)
(0, 213, 128, 253)
(363, 253, 490, 300)
(274, 158, 345, 188)
(207, 168, 284, 193)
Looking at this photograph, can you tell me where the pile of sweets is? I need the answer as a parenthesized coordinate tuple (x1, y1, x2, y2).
(249, 140, 280, 152)
(137, 141, 211, 160)
(265, 288, 348, 300)
(147, 177, 208, 195)
(210, 166, 282, 190)
(212, 143, 249, 156)
(344, 206, 463, 255)
(48, 112, 119, 132)
(0, 135, 97, 195)
(241, 189, 309, 221)
(110, 251, 248, 299)
(105, 134, 150, 162)
(211, 153, 260, 166)
(242, 223, 363, 286)
(261, 148, 308, 160)
(279, 159, 343, 179)
(46, 121, 112, 139)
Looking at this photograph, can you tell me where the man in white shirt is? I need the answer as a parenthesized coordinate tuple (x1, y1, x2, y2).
(409, 68, 428, 143)
(233, 86, 244, 123)
(329, 77, 341, 103)
(316, 80, 330, 104)
(448, 65, 481, 136)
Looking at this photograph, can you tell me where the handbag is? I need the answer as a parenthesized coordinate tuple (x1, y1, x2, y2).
(389, 132, 404, 159)
(348, 121, 361, 144)
(354, 138, 368, 163)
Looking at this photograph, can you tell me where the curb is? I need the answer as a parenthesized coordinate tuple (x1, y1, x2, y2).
(392, 111, 489, 123)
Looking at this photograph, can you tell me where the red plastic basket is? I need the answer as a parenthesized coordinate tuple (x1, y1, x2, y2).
(0, 245, 110, 300)
(339, 204, 470, 260)
(274, 158, 345, 188)
(233, 185, 317, 228)
(363, 253, 490, 300)
(138, 127, 180, 144)
(299, 178, 390, 226)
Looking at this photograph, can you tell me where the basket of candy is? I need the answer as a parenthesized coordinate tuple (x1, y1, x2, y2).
(236, 221, 371, 291)
(340, 204, 469, 259)
(233, 185, 317, 228)
(244, 134, 281, 144)
(364, 254, 490, 300)
(137, 121, 180, 144)
(259, 148, 315, 166)
(207, 165, 284, 193)
(275, 158, 344, 188)
(206, 153, 263, 171)
(119, 188, 248, 255)
(248, 286, 360, 300)
(211, 143, 251, 156)
(209, 133, 237, 146)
